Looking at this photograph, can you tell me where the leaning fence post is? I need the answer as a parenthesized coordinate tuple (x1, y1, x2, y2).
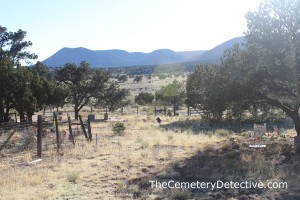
(67, 114, 75, 145)
(87, 116, 92, 141)
(79, 115, 89, 140)
(53, 112, 60, 151)
(37, 115, 42, 158)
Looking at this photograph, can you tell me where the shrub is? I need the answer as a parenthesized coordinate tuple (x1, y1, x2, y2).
(136, 137, 149, 149)
(215, 129, 230, 137)
(171, 189, 190, 200)
(118, 75, 128, 82)
(112, 122, 126, 135)
(167, 110, 172, 117)
(140, 140, 149, 149)
(66, 171, 79, 183)
(135, 92, 154, 105)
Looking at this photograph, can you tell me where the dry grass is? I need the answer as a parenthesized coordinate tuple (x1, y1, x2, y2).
(119, 75, 186, 101)
(0, 112, 298, 199)
(0, 114, 222, 199)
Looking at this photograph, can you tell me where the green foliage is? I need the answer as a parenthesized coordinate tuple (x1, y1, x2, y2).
(0, 26, 38, 122)
(135, 92, 154, 105)
(94, 81, 129, 111)
(133, 75, 143, 83)
(56, 61, 127, 119)
(136, 138, 149, 149)
(117, 75, 128, 82)
(186, 0, 300, 134)
(112, 122, 126, 135)
(155, 80, 186, 116)
(186, 64, 226, 122)
(215, 129, 230, 137)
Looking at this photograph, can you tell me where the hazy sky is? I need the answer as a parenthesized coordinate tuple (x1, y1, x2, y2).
(1, 0, 261, 61)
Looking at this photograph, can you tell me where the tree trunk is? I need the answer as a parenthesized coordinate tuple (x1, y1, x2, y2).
(173, 103, 176, 116)
(289, 111, 300, 136)
(3, 110, 9, 122)
(0, 97, 3, 123)
(291, 113, 300, 156)
(294, 118, 300, 136)
(3, 101, 10, 122)
(74, 106, 79, 120)
(295, 135, 300, 156)
(19, 111, 26, 122)
(27, 112, 33, 123)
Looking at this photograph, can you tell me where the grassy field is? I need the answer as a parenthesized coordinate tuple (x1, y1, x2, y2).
(0, 111, 299, 199)
(118, 74, 187, 101)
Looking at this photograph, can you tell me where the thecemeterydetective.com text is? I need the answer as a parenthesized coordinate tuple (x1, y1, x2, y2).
(149, 180, 288, 190)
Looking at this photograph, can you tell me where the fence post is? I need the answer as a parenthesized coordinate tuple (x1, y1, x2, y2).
(67, 114, 75, 145)
(79, 115, 88, 140)
(96, 133, 98, 150)
(154, 106, 157, 116)
(53, 112, 60, 151)
(164, 106, 167, 116)
(37, 115, 42, 158)
(87, 116, 92, 141)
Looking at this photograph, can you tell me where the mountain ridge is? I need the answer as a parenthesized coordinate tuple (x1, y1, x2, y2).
(42, 36, 245, 67)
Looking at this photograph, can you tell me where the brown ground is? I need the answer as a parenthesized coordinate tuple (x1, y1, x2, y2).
(0, 114, 299, 200)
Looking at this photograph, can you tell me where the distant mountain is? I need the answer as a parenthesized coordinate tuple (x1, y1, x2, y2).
(42, 37, 245, 67)
(194, 36, 245, 63)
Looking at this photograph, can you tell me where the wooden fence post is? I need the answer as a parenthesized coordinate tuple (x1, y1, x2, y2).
(53, 112, 60, 151)
(79, 115, 88, 140)
(67, 114, 75, 145)
(96, 133, 98, 150)
(37, 115, 42, 158)
(164, 106, 167, 116)
(154, 106, 157, 116)
(87, 116, 92, 141)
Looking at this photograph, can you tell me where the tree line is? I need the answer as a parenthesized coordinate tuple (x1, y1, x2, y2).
(0, 26, 128, 122)
(186, 0, 300, 141)
(1, 0, 300, 143)
(136, 0, 300, 143)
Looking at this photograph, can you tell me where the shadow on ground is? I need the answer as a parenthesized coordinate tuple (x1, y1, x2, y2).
(126, 137, 300, 199)
(159, 118, 253, 135)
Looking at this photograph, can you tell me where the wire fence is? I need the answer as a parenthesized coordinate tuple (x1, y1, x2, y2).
(0, 112, 93, 163)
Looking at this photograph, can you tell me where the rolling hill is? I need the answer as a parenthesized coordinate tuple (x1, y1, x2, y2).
(42, 36, 245, 67)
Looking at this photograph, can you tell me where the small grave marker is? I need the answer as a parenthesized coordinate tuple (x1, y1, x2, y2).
(156, 117, 162, 125)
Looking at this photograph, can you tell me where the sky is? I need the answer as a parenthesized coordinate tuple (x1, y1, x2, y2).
(1, 0, 262, 61)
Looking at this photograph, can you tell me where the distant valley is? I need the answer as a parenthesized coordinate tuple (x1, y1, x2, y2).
(42, 36, 244, 68)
